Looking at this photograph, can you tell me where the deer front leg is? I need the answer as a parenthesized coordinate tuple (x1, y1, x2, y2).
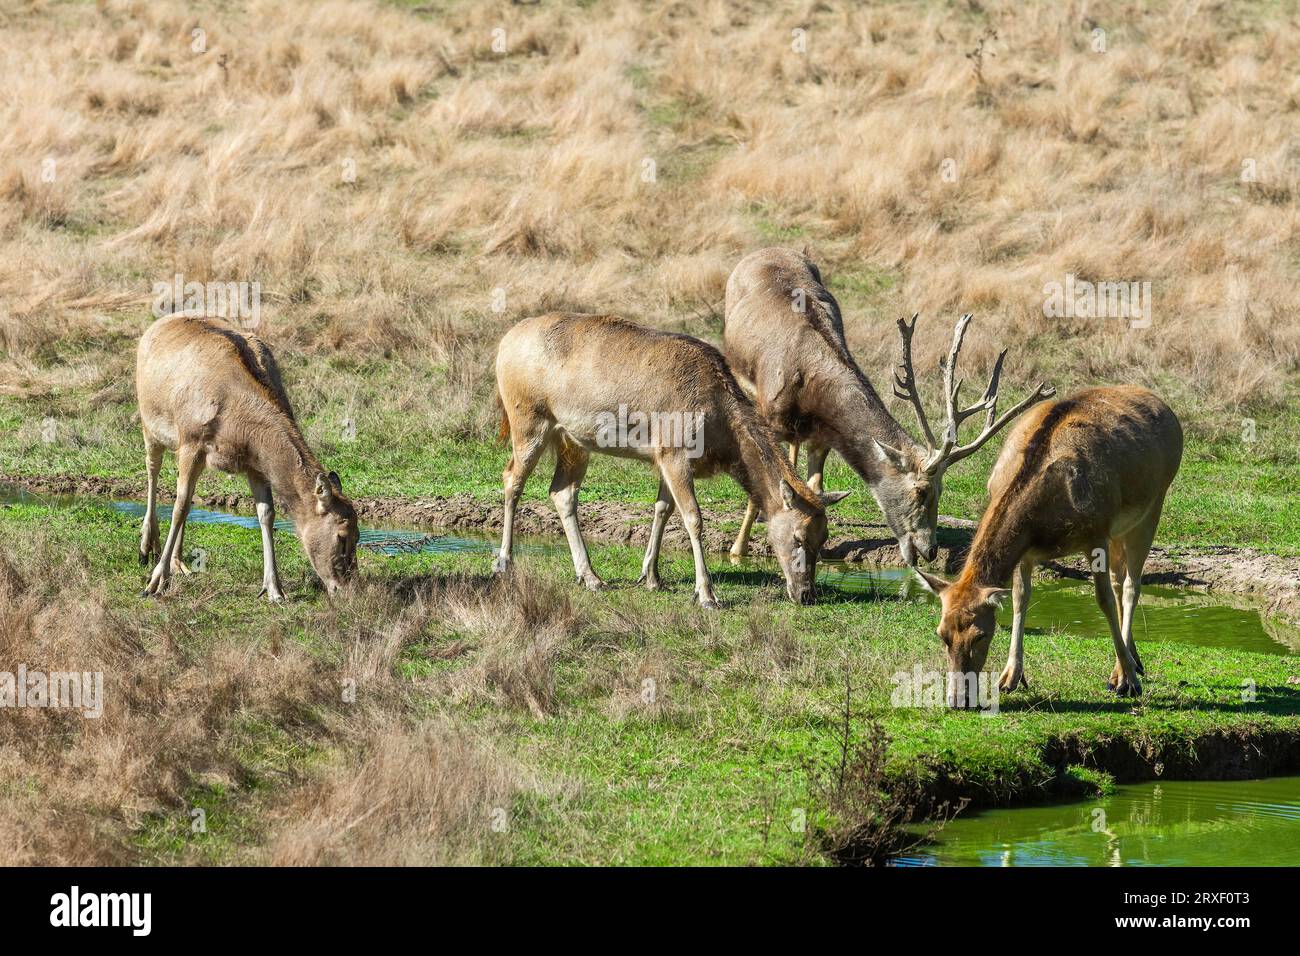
(660, 459, 717, 609)
(729, 498, 759, 563)
(999, 558, 1033, 692)
(1094, 563, 1141, 697)
(250, 475, 286, 602)
(139, 435, 163, 566)
(143, 445, 205, 597)
(637, 479, 675, 590)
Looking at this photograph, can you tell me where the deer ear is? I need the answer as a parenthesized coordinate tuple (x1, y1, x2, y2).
(872, 438, 910, 470)
(820, 489, 851, 507)
(327, 470, 343, 494)
(780, 479, 797, 510)
(913, 568, 950, 596)
(314, 474, 333, 514)
(981, 587, 1012, 609)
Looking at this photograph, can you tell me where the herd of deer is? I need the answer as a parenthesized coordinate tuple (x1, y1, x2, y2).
(134, 248, 1182, 707)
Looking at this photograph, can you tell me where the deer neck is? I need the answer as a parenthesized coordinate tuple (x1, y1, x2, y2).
(958, 492, 1033, 589)
(247, 413, 323, 521)
(726, 400, 800, 515)
(819, 362, 916, 486)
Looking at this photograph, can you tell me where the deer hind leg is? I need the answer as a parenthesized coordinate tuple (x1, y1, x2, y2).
(638, 478, 675, 590)
(549, 436, 603, 591)
(494, 416, 551, 575)
(139, 433, 164, 566)
(998, 557, 1034, 693)
(1092, 545, 1141, 697)
(1115, 501, 1162, 681)
(805, 443, 829, 494)
(729, 498, 760, 562)
(144, 444, 205, 597)
(659, 454, 718, 609)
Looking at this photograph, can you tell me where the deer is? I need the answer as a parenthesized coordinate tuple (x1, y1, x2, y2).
(493, 312, 849, 607)
(722, 247, 1054, 566)
(135, 314, 360, 601)
(913, 386, 1183, 707)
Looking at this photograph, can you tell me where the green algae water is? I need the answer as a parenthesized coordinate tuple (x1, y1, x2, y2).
(892, 776, 1300, 867)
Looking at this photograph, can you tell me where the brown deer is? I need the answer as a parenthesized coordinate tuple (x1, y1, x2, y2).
(135, 314, 359, 600)
(493, 313, 848, 607)
(722, 247, 1053, 565)
(914, 386, 1183, 707)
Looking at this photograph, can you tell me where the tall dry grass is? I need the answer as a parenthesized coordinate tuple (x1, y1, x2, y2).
(0, 533, 585, 864)
(0, 0, 1296, 434)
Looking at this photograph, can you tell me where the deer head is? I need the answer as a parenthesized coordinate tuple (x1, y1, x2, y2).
(298, 471, 359, 595)
(767, 479, 849, 604)
(878, 313, 1055, 566)
(915, 568, 1010, 708)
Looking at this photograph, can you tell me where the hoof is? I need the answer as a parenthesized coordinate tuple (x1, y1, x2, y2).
(1109, 673, 1143, 698)
(727, 550, 746, 565)
(580, 575, 607, 592)
(998, 667, 1028, 693)
(696, 594, 720, 611)
(138, 551, 151, 567)
(636, 574, 663, 591)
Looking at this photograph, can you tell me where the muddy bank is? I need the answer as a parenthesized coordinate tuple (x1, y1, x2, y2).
(6, 472, 1300, 621)
(915, 725, 1300, 811)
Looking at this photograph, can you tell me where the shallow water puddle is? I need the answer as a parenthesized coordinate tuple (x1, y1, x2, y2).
(892, 775, 1300, 867)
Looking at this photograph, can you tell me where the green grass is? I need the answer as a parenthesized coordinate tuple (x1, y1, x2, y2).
(4, 496, 1297, 865)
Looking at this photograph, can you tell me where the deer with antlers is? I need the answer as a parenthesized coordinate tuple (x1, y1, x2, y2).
(723, 248, 1054, 565)
(493, 313, 848, 607)
(914, 386, 1183, 706)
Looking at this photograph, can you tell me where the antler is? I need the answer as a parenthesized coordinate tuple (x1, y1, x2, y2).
(910, 314, 1056, 475)
(892, 313, 937, 448)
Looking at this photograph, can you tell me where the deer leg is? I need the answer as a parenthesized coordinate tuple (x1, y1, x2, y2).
(1108, 539, 1138, 675)
(144, 444, 205, 597)
(171, 519, 192, 575)
(494, 419, 550, 575)
(805, 443, 829, 494)
(788, 441, 800, 470)
(637, 478, 675, 590)
(998, 557, 1033, 693)
(1117, 508, 1161, 680)
(250, 474, 286, 603)
(139, 433, 164, 566)
(729, 498, 759, 562)
(549, 438, 603, 591)
(1093, 558, 1141, 697)
(660, 457, 718, 609)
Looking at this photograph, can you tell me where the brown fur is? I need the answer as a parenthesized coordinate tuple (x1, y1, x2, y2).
(918, 386, 1183, 705)
(135, 314, 359, 600)
(722, 248, 1046, 566)
(492, 312, 845, 606)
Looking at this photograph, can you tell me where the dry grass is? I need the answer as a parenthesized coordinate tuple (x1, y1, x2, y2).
(0, 536, 567, 864)
(0, 0, 1295, 433)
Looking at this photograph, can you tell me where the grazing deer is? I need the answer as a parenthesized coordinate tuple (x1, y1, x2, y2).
(493, 313, 848, 607)
(914, 386, 1183, 707)
(722, 247, 1053, 565)
(135, 314, 359, 600)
